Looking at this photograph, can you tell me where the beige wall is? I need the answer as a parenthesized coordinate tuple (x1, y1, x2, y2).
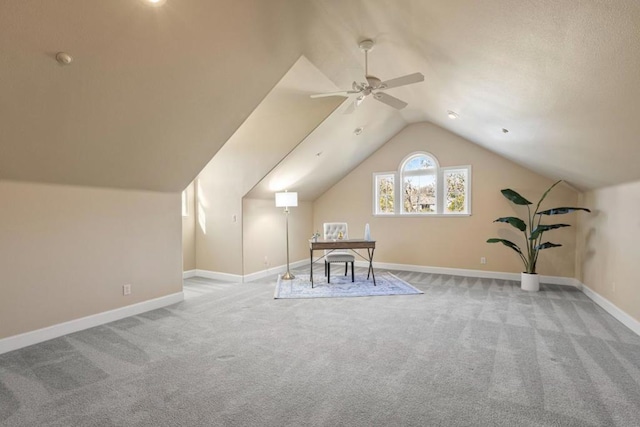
(182, 181, 196, 272)
(577, 179, 640, 322)
(194, 58, 341, 276)
(242, 198, 312, 274)
(314, 122, 582, 277)
(0, 181, 183, 339)
(195, 174, 244, 275)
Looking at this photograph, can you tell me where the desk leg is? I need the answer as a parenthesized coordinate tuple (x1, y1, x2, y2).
(367, 247, 376, 286)
(309, 249, 314, 288)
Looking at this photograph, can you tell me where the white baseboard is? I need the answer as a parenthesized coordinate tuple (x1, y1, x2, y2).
(354, 261, 580, 287)
(580, 283, 640, 336)
(4, 266, 636, 356)
(183, 269, 196, 279)
(194, 269, 243, 283)
(192, 260, 308, 283)
(243, 259, 307, 282)
(0, 292, 184, 356)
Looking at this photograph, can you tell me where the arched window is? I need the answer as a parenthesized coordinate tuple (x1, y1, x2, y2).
(400, 152, 439, 214)
(373, 151, 471, 216)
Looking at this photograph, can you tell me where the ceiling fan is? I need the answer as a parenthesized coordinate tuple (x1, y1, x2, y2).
(310, 39, 424, 112)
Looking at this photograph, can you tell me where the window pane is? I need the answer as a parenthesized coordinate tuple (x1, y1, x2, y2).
(404, 155, 434, 171)
(403, 174, 436, 213)
(376, 175, 394, 214)
(445, 170, 467, 213)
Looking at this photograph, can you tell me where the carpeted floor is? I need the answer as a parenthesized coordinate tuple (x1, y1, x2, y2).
(1, 267, 640, 426)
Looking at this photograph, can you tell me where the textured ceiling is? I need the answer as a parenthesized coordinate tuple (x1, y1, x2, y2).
(2, 0, 640, 193)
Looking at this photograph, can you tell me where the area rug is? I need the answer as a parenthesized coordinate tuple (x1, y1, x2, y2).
(274, 272, 423, 299)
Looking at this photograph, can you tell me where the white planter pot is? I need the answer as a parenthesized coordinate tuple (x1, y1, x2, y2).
(521, 272, 540, 292)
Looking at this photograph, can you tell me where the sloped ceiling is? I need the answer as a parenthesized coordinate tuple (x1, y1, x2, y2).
(0, 0, 306, 192)
(2, 0, 640, 193)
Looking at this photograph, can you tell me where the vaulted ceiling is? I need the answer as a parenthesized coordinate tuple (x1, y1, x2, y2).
(2, 0, 640, 194)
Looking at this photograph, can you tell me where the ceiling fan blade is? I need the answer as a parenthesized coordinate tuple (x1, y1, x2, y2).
(355, 95, 365, 107)
(310, 90, 359, 98)
(379, 72, 424, 90)
(374, 92, 408, 110)
(310, 91, 348, 98)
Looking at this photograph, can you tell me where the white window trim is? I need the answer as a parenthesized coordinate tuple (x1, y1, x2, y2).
(372, 152, 472, 217)
(441, 165, 472, 215)
(372, 171, 396, 215)
(399, 151, 439, 215)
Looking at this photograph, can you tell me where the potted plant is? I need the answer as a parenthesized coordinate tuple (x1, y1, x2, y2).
(487, 180, 590, 291)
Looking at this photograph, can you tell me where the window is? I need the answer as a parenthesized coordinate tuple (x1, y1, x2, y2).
(372, 152, 471, 216)
(443, 166, 470, 214)
(374, 173, 395, 215)
(401, 153, 438, 214)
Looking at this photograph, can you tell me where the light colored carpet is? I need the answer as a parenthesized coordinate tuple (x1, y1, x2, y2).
(1, 267, 640, 426)
(274, 271, 423, 299)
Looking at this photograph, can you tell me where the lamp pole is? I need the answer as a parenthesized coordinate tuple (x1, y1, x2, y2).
(275, 191, 297, 280)
(282, 206, 294, 280)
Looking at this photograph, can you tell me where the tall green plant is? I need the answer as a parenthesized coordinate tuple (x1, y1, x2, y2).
(487, 180, 590, 274)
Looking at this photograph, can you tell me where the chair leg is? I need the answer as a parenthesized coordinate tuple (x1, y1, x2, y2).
(351, 261, 354, 282)
(327, 262, 330, 283)
(324, 260, 327, 277)
(344, 262, 347, 276)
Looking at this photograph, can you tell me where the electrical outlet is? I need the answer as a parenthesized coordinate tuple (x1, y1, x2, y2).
(123, 284, 131, 296)
(480, 257, 487, 265)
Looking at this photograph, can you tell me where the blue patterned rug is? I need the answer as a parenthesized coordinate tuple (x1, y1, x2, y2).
(274, 272, 423, 299)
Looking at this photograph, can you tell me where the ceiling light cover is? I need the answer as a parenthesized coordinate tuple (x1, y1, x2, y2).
(354, 127, 364, 136)
(447, 110, 459, 119)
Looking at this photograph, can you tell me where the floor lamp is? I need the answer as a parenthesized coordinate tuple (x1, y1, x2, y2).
(275, 191, 298, 280)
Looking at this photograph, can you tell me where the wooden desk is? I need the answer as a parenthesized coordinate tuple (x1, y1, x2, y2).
(309, 239, 376, 287)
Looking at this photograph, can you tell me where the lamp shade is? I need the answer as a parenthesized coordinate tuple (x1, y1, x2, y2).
(275, 191, 298, 208)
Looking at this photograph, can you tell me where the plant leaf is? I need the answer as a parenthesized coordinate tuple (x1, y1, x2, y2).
(529, 224, 570, 240)
(537, 207, 592, 215)
(535, 242, 562, 250)
(494, 217, 527, 232)
(487, 238, 523, 255)
(501, 189, 532, 205)
(535, 180, 562, 214)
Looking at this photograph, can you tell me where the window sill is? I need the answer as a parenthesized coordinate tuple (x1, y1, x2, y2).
(373, 213, 471, 218)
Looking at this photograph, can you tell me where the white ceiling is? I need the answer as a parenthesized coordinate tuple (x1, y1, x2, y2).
(2, 0, 640, 193)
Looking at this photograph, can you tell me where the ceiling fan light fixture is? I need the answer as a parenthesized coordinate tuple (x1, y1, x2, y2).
(309, 38, 424, 111)
(447, 110, 459, 119)
(366, 75, 381, 88)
